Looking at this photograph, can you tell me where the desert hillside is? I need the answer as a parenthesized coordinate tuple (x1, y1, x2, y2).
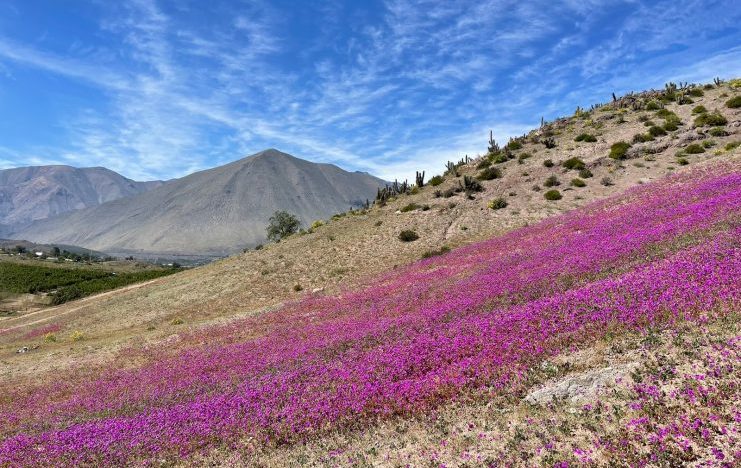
(0, 79, 739, 466)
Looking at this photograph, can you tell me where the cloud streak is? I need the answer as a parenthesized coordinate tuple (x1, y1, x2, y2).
(0, 0, 738, 182)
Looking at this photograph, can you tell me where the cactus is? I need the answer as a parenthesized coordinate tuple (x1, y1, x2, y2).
(543, 137, 557, 149)
(415, 170, 425, 188)
(714, 77, 723, 86)
(487, 130, 500, 154)
(445, 161, 459, 177)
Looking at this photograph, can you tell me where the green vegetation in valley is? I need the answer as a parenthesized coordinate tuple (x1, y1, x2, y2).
(0, 262, 179, 305)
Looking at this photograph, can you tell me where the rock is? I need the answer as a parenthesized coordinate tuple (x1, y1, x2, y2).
(525, 362, 638, 406)
(677, 131, 706, 146)
(311, 288, 324, 294)
(16, 346, 29, 354)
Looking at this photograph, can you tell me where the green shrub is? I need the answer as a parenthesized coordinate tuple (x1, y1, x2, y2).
(476, 159, 492, 169)
(633, 133, 652, 143)
(645, 101, 661, 110)
(517, 152, 532, 164)
(677, 157, 689, 165)
(609, 141, 631, 160)
(421, 246, 450, 259)
(543, 159, 554, 168)
(398, 230, 419, 242)
(571, 178, 586, 187)
(648, 126, 667, 137)
(688, 88, 704, 97)
(543, 175, 560, 187)
(694, 111, 727, 127)
(708, 127, 728, 137)
(293, 284, 303, 292)
(702, 140, 716, 148)
(544, 189, 562, 201)
(506, 140, 523, 150)
(400, 203, 422, 213)
(562, 157, 585, 170)
(44, 333, 57, 343)
(310, 220, 324, 230)
(725, 141, 740, 151)
(663, 120, 679, 131)
(578, 168, 593, 178)
(692, 105, 707, 114)
(488, 198, 508, 210)
(726, 95, 741, 108)
(429, 175, 445, 186)
(477, 167, 502, 181)
(170, 318, 184, 326)
(684, 143, 705, 154)
(70, 330, 85, 341)
(643, 120, 655, 127)
(574, 133, 597, 142)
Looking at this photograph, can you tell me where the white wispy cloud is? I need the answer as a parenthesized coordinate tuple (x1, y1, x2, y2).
(0, 0, 738, 183)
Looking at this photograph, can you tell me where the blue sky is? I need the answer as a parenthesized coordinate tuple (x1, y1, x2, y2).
(0, 0, 739, 182)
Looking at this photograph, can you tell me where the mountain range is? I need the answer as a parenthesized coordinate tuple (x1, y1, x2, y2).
(0, 165, 163, 232)
(5, 149, 386, 256)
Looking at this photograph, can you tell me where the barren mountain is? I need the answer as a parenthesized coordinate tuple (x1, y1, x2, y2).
(0, 165, 163, 233)
(10, 149, 386, 255)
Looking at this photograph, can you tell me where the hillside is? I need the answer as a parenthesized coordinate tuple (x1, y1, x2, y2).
(0, 165, 163, 233)
(0, 79, 738, 466)
(9, 149, 387, 256)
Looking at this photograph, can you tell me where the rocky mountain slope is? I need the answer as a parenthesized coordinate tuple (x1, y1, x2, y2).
(0, 165, 163, 234)
(9, 149, 386, 256)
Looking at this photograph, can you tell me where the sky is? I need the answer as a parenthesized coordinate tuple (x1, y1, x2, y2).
(0, 1, 739, 182)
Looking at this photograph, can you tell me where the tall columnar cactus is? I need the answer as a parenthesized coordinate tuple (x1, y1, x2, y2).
(487, 130, 500, 154)
(415, 170, 425, 188)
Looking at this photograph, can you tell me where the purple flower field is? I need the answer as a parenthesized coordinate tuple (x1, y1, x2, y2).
(1, 163, 739, 466)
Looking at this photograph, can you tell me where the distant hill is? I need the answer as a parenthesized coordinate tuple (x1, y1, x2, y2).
(0, 165, 163, 233)
(10, 149, 387, 255)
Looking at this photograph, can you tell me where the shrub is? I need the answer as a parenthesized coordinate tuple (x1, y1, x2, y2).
(684, 143, 705, 154)
(44, 333, 57, 343)
(726, 95, 741, 108)
(642, 120, 655, 127)
(429, 175, 444, 186)
(400, 203, 422, 213)
(578, 168, 593, 178)
(374, 220, 383, 227)
(648, 126, 667, 137)
(477, 167, 502, 181)
(171, 318, 184, 326)
(476, 159, 492, 169)
(663, 120, 679, 131)
(702, 140, 716, 149)
(70, 330, 85, 341)
(254, 244, 263, 250)
(542, 137, 557, 148)
(571, 178, 586, 187)
(691, 105, 707, 114)
(677, 157, 689, 165)
(421, 246, 450, 259)
(574, 133, 597, 142)
(633, 133, 652, 143)
(293, 284, 303, 292)
(531, 185, 541, 192)
(601, 177, 614, 186)
(543, 189, 562, 201)
(517, 152, 532, 164)
(543, 175, 560, 187)
(398, 230, 419, 242)
(266, 211, 301, 242)
(609, 141, 631, 160)
(694, 111, 727, 127)
(562, 157, 585, 170)
(688, 87, 704, 97)
(725, 141, 740, 151)
(543, 159, 554, 168)
(645, 100, 661, 110)
(488, 198, 508, 210)
(708, 127, 728, 137)
(506, 140, 523, 150)
(310, 220, 324, 230)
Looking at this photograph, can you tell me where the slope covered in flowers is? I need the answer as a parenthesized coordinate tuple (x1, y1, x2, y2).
(0, 162, 739, 466)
